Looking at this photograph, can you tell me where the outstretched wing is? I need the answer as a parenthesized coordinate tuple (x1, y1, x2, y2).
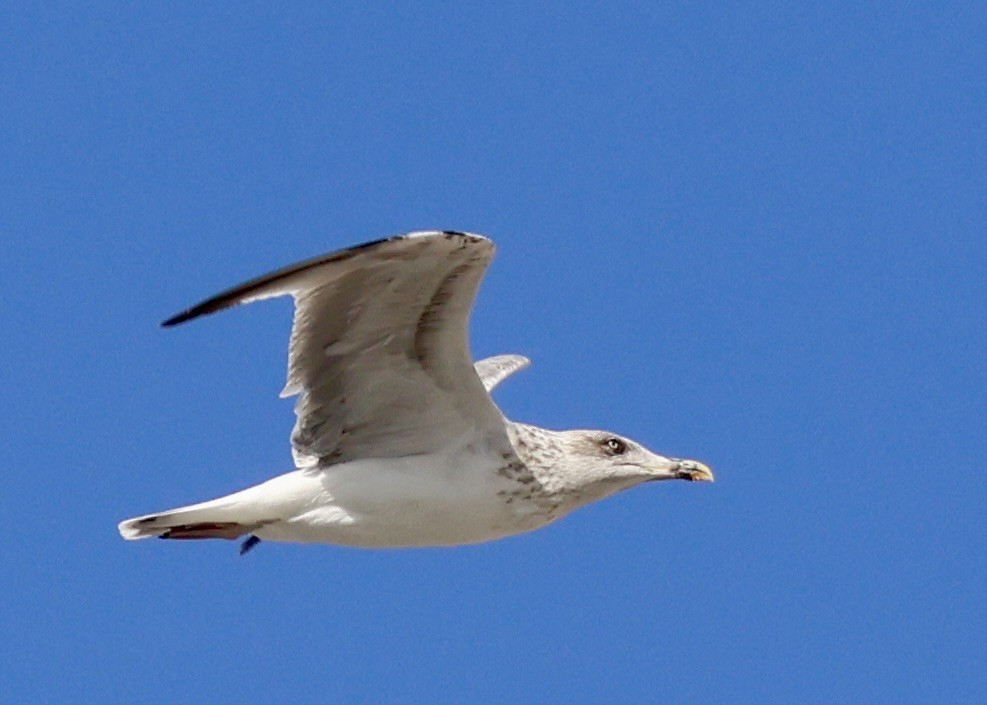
(164, 231, 516, 468)
(474, 354, 531, 392)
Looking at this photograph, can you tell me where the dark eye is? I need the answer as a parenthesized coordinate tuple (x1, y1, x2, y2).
(603, 438, 626, 455)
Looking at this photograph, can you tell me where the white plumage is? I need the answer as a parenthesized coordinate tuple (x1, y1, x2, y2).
(119, 231, 712, 553)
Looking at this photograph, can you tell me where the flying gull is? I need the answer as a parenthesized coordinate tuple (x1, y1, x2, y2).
(119, 231, 713, 554)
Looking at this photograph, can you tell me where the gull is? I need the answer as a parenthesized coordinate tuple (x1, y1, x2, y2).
(118, 231, 713, 554)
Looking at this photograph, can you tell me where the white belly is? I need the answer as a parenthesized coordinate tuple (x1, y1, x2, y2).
(251, 449, 555, 548)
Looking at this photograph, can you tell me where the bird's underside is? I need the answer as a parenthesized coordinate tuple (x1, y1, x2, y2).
(121, 370, 563, 552)
(118, 231, 713, 554)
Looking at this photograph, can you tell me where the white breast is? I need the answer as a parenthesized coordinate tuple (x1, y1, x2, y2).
(254, 444, 553, 548)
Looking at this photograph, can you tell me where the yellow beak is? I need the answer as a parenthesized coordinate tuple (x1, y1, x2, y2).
(680, 460, 715, 482)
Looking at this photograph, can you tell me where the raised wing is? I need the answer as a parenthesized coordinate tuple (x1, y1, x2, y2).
(473, 354, 530, 392)
(164, 231, 516, 467)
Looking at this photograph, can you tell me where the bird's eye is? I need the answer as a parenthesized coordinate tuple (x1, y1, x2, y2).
(603, 438, 626, 455)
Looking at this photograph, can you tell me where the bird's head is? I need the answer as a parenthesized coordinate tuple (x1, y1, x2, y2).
(556, 430, 714, 499)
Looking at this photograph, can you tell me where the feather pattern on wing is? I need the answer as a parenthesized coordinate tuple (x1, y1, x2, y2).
(163, 232, 518, 468)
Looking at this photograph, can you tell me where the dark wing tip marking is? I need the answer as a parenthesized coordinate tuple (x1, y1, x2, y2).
(161, 306, 213, 328)
(160, 231, 489, 328)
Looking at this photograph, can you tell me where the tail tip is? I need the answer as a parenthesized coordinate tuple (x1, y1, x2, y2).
(118, 514, 162, 540)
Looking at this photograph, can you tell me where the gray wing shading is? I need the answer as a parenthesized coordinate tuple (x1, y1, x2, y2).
(473, 354, 531, 392)
(163, 231, 517, 468)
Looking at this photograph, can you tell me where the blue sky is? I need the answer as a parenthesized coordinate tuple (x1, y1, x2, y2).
(2, 3, 984, 703)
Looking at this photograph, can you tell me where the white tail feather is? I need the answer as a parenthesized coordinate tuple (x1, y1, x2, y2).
(118, 494, 245, 540)
(118, 470, 318, 540)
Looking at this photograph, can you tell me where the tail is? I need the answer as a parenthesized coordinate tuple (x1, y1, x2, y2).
(118, 496, 259, 542)
(118, 470, 314, 545)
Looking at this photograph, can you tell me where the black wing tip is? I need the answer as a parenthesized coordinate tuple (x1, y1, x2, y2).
(159, 231, 490, 329)
(161, 301, 226, 327)
(161, 310, 193, 327)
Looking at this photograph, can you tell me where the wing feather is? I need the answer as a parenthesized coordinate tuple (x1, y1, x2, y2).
(473, 355, 531, 392)
(164, 231, 518, 468)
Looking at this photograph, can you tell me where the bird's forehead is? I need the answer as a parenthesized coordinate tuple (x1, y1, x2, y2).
(571, 429, 623, 442)
(565, 430, 618, 453)
(569, 431, 664, 458)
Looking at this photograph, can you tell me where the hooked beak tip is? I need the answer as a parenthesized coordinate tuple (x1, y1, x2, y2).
(678, 461, 714, 483)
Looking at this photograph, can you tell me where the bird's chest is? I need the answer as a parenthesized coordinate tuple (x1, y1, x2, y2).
(319, 448, 558, 546)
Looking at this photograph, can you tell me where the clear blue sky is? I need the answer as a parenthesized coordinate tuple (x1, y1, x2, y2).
(2, 3, 983, 703)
